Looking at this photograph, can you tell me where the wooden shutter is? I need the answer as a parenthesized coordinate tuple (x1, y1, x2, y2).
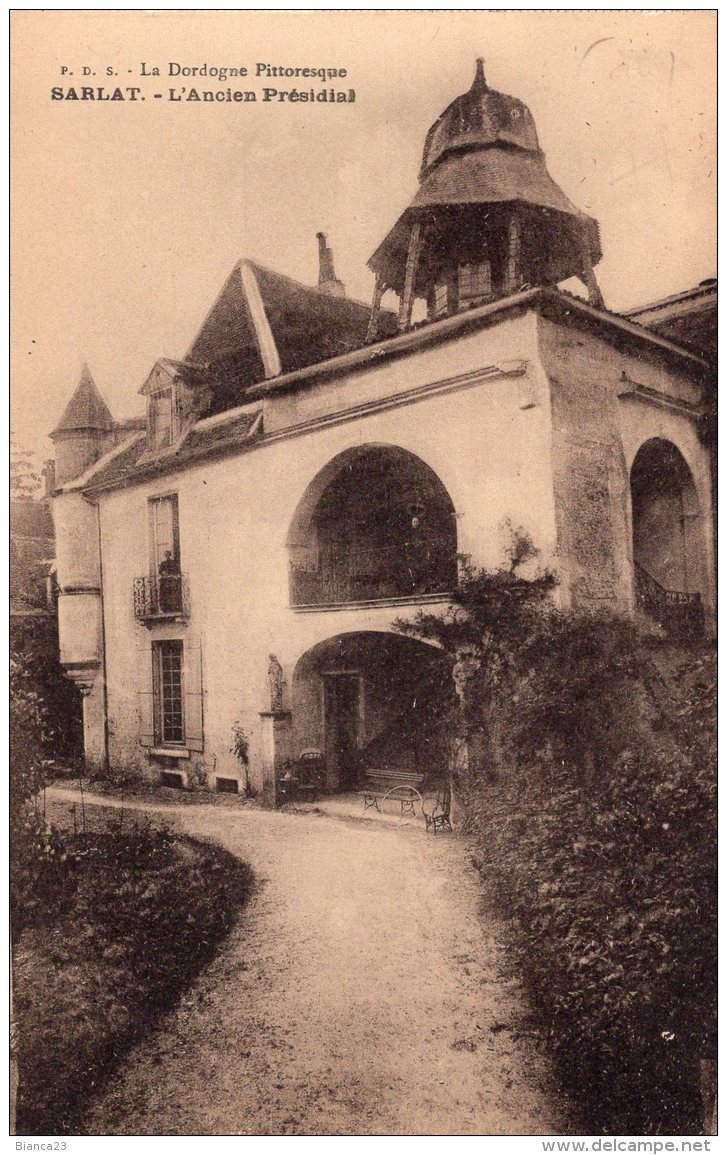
(171, 498, 180, 567)
(184, 638, 204, 753)
(137, 637, 155, 747)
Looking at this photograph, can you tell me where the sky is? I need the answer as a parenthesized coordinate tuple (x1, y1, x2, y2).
(11, 10, 716, 464)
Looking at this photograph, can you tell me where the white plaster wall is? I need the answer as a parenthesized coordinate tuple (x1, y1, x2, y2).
(57, 594, 102, 668)
(53, 491, 101, 589)
(97, 311, 559, 787)
(537, 318, 714, 624)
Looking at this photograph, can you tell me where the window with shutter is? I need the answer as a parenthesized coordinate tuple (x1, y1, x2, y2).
(149, 494, 180, 573)
(150, 389, 175, 449)
(138, 638, 204, 753)
(183, 639, 204, 753)
(137, 638, 155, 747)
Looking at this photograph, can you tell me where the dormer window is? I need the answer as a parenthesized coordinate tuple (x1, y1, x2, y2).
(149, 388, 175, 449)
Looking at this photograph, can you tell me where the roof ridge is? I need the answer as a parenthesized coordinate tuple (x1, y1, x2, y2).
(245, 257, 373, 314)
(625, 282, 717, 316)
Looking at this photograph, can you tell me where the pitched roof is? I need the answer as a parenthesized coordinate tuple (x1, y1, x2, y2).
(77, 284, 707, 496)
(81, 409, 262, 493)
(185, 259, 396, 412)
(625, 282, 717, 364)
(51, 363, 115, 436)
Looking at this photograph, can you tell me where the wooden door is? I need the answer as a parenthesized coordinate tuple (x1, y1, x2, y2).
(323, 674, 361, 790)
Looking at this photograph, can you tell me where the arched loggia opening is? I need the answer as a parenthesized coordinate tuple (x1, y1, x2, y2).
(292, 632, 453, 792)
(630, 438, 705, 635)
(287, 445, 458, 607)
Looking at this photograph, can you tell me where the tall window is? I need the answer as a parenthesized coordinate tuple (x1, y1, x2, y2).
(149, 494, 181, 614)
(149, 495, 180, 571)
(150, 389, 175, 449)
(152, 640, 184, 745)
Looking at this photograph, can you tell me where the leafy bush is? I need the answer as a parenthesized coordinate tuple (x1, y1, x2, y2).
(231, 721, 253, 796)
(399, 541, 716, 1134)
(10, 641, 81, 936)
(14, 819, 255, 1135)
(10, 616, 83, 766)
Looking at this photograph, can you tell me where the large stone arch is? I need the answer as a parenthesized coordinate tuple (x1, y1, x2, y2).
(287, 444, 458, 607)
(291, 630, 452, 791)
(630, 437, 706, 633)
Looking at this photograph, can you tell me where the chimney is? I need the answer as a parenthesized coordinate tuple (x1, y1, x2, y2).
(316, 232, 345, 298)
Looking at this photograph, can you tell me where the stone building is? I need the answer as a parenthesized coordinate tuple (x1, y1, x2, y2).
(51, 61, 715, 801)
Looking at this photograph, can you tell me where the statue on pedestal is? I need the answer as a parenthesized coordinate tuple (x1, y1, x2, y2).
(267, 653, 284, 712)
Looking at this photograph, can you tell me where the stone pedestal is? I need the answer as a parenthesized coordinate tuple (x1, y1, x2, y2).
(82, 676, 107, 774)
(258, 710, 292, 808)
(62, 660, 107, 775)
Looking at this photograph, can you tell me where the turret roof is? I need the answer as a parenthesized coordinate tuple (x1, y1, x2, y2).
(51, 364, 115, 436)
(420, 58, 541, 179)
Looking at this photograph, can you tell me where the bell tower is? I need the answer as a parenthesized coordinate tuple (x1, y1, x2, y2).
(367, 58, 603, 337)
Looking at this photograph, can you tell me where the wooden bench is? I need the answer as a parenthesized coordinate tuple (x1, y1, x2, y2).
(362, 771, 425, 818)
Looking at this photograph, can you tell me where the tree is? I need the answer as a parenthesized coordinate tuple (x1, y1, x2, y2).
(395, 527, 557, 780)
(397, 531, 716, 1134)
(10, 436, 42, 498)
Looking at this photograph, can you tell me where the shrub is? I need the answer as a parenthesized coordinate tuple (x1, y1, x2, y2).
(10, 645, 80, 937)
(14, 819, 254, 1135)
(399, 541, 716, 1134)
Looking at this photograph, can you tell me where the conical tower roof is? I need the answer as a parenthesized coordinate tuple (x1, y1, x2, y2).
(51, 364, 115, 438)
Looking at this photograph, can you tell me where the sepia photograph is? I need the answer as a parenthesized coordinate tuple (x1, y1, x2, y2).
(10, 9, 716, 1140)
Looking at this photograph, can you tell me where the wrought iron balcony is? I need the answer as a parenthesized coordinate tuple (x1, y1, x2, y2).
(635, 563, 703, 636)
(133, 573, 190, 624)
(290, 539, 457, 608)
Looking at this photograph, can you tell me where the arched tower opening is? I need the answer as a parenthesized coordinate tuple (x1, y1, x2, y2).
(287, 445, 458, 607)
(630, 438, 705, 634)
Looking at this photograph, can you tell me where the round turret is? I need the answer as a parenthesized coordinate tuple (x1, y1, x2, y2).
(50, 364, 115, 486)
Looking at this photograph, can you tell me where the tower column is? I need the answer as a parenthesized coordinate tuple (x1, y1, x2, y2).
(579, 236, 605, 309)
(366, 273, 385, 342)
(398, 221, 422, 332)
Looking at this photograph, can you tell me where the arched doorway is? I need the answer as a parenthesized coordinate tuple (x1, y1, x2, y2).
(288, 445, 458, 607)
(630, 438, 704, 634)
(292, 632, 452, 791)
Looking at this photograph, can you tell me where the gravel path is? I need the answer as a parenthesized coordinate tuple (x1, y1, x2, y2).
(49, 788, 564, 1135)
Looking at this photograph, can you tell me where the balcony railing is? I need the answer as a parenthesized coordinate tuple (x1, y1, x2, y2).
(290, 539, 457, 607)
(133, 573, 190, 623)
(635, 563, 703, 636)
